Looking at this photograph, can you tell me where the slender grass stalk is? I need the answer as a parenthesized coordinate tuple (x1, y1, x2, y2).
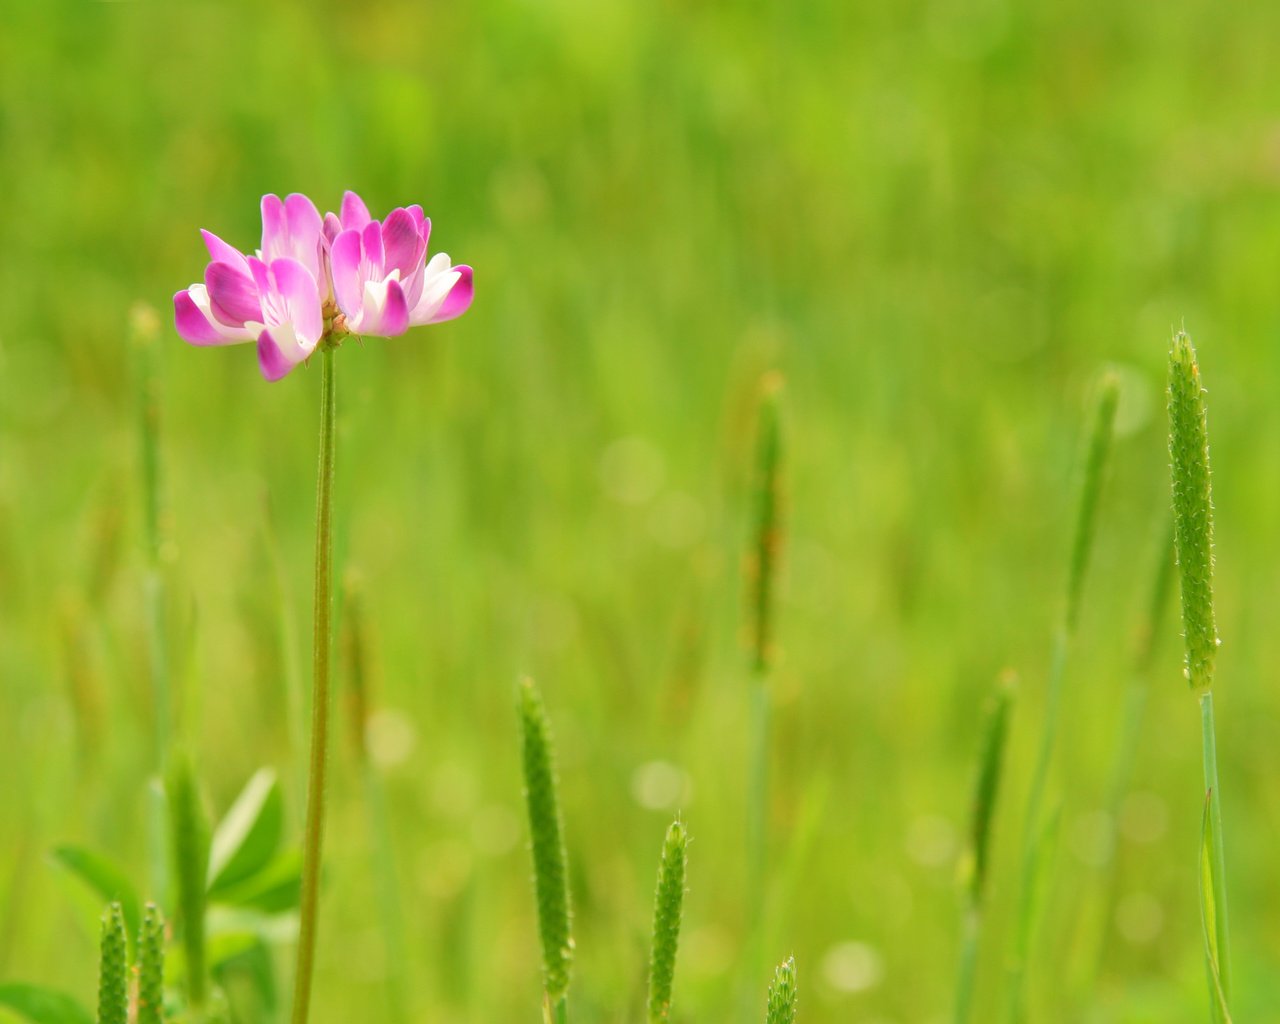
(166, 751, 208, 1009)
(518, 678, 573, 1017)
(132, 303, 172, 901)
(745, 373, 784, 1004)
(955, 674, 1016, 1024)
(292, 347, 338, 1024)
(340, 574, 409, 1024)
(1075, 515, 1175, 997)
(764, 957, 797, 1024)
(1006, 370, 1119, 1022)
(647, 819, 688, 1023)
(137, 903, 165, 1024)
(97, 903, 128, 1024)
(1167, 330, 1231, 1017)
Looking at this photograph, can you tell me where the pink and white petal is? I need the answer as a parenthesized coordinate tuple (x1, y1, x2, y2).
(267, 258, 324, 347)
(174, 286, 254, 346)
(406, 205, 427, 237)
(247, 255, 271, 295)
(257, 323, 311, 382)
(284, 194, 322, 241)
(381, 208, 426, 281)
(206, 260, 263, 326)
(261, 194, 287, 255)
(427, 265, 473, 323)
(322, 211, 343, 244)
(358, 276, 408, 337)
(201, 230, 251, 273)
(378, 278, 410, 336)
(400, 260, 426, 312)
(284, 193, 324, 277)
(360, 221, 384, 276)
(329, 229, 366, 321)
(408, 254, 462, 324)
(340, 191, 371, 231)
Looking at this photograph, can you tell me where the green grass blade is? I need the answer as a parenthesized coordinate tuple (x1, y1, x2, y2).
(1199, 788, 1232, 1023)
(967, 674, 1016, 906)
(166, 751, 209, 1008)
(96, 903, 128, 1024)
(208, 768, 284, 895)
(646, 819, 688, 1023)
(748, 372, 784, 676)
(518, 678, 573, 1007)
(49, 847, 141, 955)
(764, 956, 797, 1024)
(1199, 692, 1232, 1014)
(1065, 370, 1119, 632)
(955, 674, 1016, 1024)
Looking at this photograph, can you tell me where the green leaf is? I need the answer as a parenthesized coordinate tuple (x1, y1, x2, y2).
(49, 846, 141, 948)
(207, 768, 283, 896)
(212, 936, 277, 1016)
(1200, 792, 1233, 1024)
(0, 984, 93, 1024)
(208, 849, 302, 914)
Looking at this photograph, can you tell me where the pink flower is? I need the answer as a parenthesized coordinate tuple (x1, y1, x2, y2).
(175, 191, 474, 381)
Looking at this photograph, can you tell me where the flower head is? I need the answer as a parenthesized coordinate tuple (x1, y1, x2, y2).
(175, 191, 473, 381)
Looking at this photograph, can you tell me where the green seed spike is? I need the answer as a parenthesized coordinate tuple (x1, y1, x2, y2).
(1065, 370, 1120, 634)
(97, 902, 128, 1024)
(1168, 331, 1218, 691)
(518, 678, 573, 1005)
(165, 751, 209, 1008)
(764, 956, 798, 1024)
(968, 673, 1016, 906)
(748, 372, 785, 676)
(137, 902, 165, 1024)
(647, 819, 688, 1023)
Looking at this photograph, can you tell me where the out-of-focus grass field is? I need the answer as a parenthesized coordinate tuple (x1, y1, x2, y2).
(3, 2, 1280, 1021)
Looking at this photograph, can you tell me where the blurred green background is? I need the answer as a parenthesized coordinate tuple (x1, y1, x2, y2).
(3, 1, 1280, 1021)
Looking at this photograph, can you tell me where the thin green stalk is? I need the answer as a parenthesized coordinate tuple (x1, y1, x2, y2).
(953, 909, 980, 1024)
(1006, 371, 1119, 1022)
(133, 304, 172, 900)
(291, 347, 337, 1024)
(744, 374, 783, 1007)
(1200, 692, 1231, 1012)
(955, 676, 1015, 1024)
(1168, 330, 1231, 1019)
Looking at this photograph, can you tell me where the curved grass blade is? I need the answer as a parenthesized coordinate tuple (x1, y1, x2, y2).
(1199, 790, 1233, 1024)
(50, 847, 141, 953)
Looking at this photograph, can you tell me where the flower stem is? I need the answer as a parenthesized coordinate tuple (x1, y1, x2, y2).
(292, 347, 337, 1024)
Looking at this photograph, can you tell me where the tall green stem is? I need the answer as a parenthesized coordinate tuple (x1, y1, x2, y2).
(292, 348, 337, 1024)
(1200, 691, 1231, 1007)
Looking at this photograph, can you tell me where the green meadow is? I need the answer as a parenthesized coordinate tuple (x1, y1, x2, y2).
(3, 2, 1280, 1021)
